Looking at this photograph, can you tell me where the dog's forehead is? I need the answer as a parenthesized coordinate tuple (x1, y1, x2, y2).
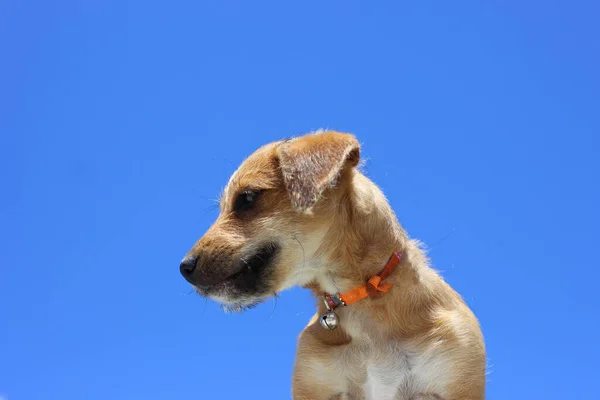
(223, 141, 281, 199)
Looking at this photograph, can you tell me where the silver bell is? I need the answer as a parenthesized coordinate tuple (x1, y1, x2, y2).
(319, 311, 340, 330)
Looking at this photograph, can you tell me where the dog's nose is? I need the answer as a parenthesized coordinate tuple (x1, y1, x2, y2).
(180, 255, 198, 284)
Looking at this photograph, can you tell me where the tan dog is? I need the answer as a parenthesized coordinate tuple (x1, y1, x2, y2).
(180, 130, 486, 400)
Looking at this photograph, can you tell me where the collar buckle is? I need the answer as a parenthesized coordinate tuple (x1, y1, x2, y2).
(323, 293, 344, 311)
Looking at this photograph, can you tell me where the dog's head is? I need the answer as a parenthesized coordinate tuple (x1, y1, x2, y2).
(180, 131, 361, 311)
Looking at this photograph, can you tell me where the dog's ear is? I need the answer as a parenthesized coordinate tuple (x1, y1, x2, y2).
(277, 131, 360, 213)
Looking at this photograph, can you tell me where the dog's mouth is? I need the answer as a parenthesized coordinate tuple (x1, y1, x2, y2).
(201, 243, 280, 304)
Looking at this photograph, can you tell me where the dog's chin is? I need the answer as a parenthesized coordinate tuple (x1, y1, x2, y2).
(220, 300, 263, 313)
(195, 286, 272, 312)
(195, 282, 275, 310)
(202, 290, 273, 313)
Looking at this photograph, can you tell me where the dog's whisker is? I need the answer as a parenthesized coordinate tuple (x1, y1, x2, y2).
(292, 233, 307, 267)
(291, 233, 309, 283)
(268, 294, 279, 319)
(201, 297, 208, 317)
(197, 195, 222, 208)
(196, 194, 215, 201)
(427, 227, 457, 253)
(217, 186, 226, 205)
(240, 257, 251, 271)
(200, 204, 220, 219)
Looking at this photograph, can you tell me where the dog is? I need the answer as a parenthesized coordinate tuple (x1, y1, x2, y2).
(180, 130, 486, 400)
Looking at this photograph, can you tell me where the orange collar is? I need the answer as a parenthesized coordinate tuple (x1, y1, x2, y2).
(323, 251, 403, 311)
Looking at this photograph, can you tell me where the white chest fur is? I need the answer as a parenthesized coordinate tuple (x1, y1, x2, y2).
(347, 340, 452, 400)
(363, 360, 409, 400)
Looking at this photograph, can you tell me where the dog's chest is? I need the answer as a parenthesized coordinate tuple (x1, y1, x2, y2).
(340, 341, 451, 400)
(361, 353, 411, 400)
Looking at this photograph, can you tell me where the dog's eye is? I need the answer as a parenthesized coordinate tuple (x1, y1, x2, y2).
(233, 190, 261, 213)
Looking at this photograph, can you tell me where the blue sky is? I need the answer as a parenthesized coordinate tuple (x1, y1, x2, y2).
(1, 1, 599, 399)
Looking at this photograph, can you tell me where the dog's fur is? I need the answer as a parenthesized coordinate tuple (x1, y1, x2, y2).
(181, 131, 486, 399)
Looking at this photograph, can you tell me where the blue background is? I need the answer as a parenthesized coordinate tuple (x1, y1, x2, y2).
(1, 1, 599, 399)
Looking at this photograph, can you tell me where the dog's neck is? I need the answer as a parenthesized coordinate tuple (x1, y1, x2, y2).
(315, 171, 411, 289)
(306, 170, 441, 339)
